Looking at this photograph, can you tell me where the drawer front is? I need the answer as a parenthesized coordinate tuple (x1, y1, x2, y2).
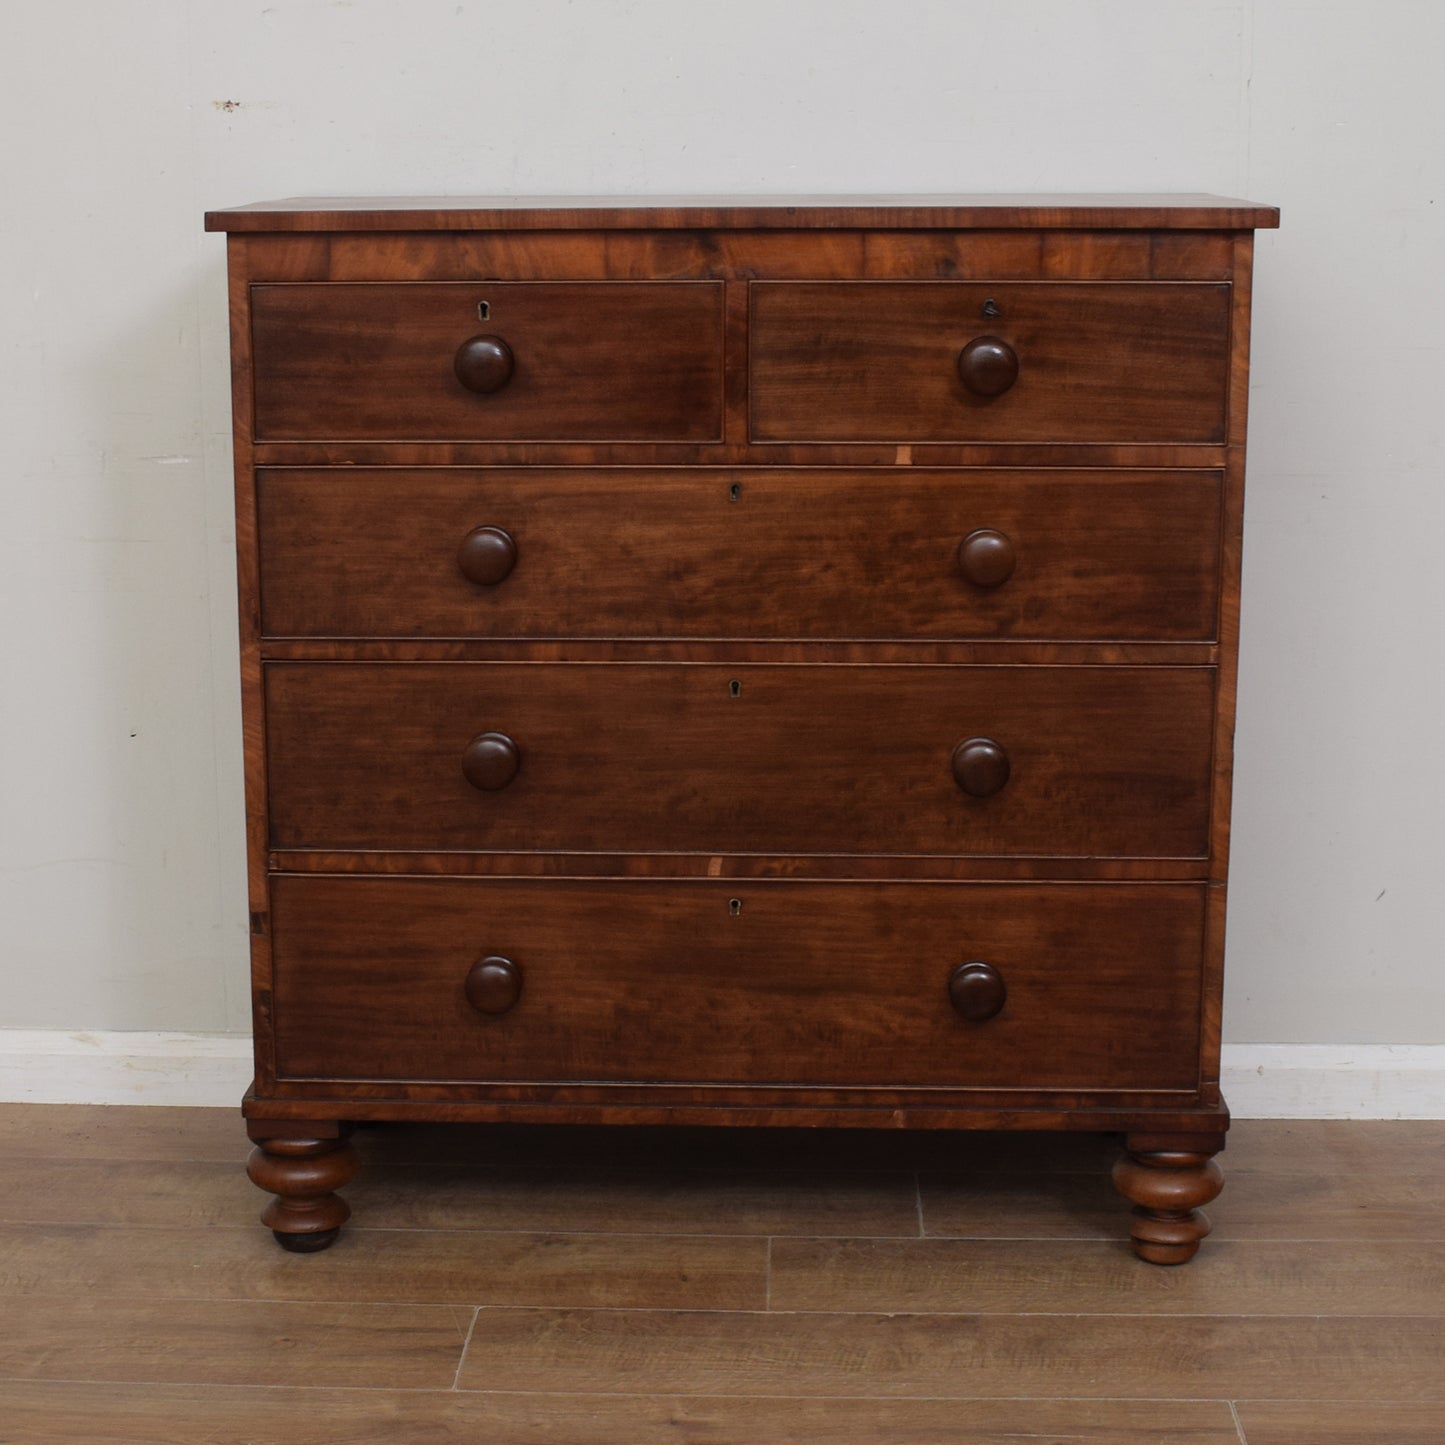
(271, 877, 1205, 1089)
(258, 468, 1222, 642)
(750, 282, 1231, 443)
(250, 282, 725, 442)
(265, 663, 1213, 857)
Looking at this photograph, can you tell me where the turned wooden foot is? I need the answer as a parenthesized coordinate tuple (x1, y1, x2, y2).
(1112, 1133, 1225, 1265)
(246, 1132, 360, 1252)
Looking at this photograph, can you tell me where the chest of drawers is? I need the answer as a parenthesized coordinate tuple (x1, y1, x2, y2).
(207, 194, 1277, 1264)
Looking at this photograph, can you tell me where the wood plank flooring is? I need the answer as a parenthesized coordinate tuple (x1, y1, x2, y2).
(0, 1105, 1441, 1442)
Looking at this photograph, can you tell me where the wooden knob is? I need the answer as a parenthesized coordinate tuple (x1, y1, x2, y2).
(957, 335, 1019, 397)
(949, 961, 1007, 1021)
(465, 955, 522, 1015)
(956, 529, 1016, 587)
(462, 732, 520, 791)
(454, 334, 515, 394)
(951, 737, 1010, 797)
(457, 526, 517, 586)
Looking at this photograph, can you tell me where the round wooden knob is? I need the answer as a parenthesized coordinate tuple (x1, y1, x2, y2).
(462, 732, 520, 791)
(454, 334, 515, 394)
(951, 737, 1010, 797)
(465, 955, 522, 1015)
(457, 526, 517, 586)
(957, 335, 1019, 397)
(956, 529, 1016, 587)
(948, 961, 1007, 1021)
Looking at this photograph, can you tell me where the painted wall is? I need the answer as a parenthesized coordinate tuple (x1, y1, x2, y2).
(1, 1, 1440, 1044)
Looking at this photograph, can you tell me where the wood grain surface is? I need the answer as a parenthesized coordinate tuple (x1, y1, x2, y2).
(268, 876, 1204, 1090)
(0, 1381, 1249, 1445)
(234, 226, 1238, 283)
(218, 200, 1275, 1266)
(0, 1223, 765, 1310)
(0, 1296, 469, 1388)
(1235, 1402, 1445, 1444)
(204, 192, 1282, 232)
(750, 281, 1231, 443)
(251, 281, 725, 442)
(769, 1237, 1445, 1315)
(919, 1157, 1445, 1241)
(263, 662, 1216, 857)
(454, 1307, 1445, 1398)
(257, 467, 1223, 642)
(0, 1106, 1436, 1443)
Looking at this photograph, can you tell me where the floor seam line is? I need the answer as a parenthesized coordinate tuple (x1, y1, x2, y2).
(450, 1305, 480, 1391)
(1228, 1398, 1248, 1444)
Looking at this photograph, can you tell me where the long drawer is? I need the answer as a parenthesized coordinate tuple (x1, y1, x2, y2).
(264, 663, 1214, 857)
(250, 281, 725, 441)
(271, 876, 1205, 1090)
(257, 468, 1223, 642)
(749, 281, 1231, 443)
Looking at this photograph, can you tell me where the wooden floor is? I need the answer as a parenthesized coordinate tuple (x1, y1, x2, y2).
(0, 1107, 1441, 1442)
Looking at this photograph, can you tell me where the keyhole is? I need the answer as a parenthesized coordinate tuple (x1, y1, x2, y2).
(729, 482, 742, 502)
(982, 297, 1001, 318)
(728, 898, 743, 917)
(477, 301, 491, 320)
(729, 679, 742, 699)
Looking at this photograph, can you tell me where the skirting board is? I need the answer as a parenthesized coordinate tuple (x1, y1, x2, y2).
(0, 1032, 1442, 1118)
(0, 1032, 253, 1109)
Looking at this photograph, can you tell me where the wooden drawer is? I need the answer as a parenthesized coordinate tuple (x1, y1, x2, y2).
(271, 876, 1205, 1090)
(749, 282, 1231, 443)
(257, 467, 1222, 642)
(265, 663, 1214, 857)
(250, 282, 725, 442)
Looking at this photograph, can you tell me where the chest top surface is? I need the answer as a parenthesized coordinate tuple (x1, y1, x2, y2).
(206, 193, 1280, 232)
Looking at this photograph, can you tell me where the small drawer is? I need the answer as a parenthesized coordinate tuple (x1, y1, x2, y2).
(270, 876, 1205, 1091)
(264, 662, 1214, 857)
(250, 281, 725, 442)
(749, 282, 1231, 443)
(257, 467, 1222, 642)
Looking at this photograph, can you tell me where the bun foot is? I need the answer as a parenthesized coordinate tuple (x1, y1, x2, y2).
(1127, 1210, 1211, 1266)
(1113, 1135, 1225, 1266)
(273, 1227, 341, 1253)
(247, 1132, 360, 1252)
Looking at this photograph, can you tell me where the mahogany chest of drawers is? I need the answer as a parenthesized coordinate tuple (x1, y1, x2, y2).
(206, 194, 1277, 1264)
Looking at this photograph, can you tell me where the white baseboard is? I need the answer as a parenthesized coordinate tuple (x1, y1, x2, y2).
(0, 1031, 253, 1107)
(1, 1032, 1442, 1118)
(1220, 1044, 1445, 1120)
